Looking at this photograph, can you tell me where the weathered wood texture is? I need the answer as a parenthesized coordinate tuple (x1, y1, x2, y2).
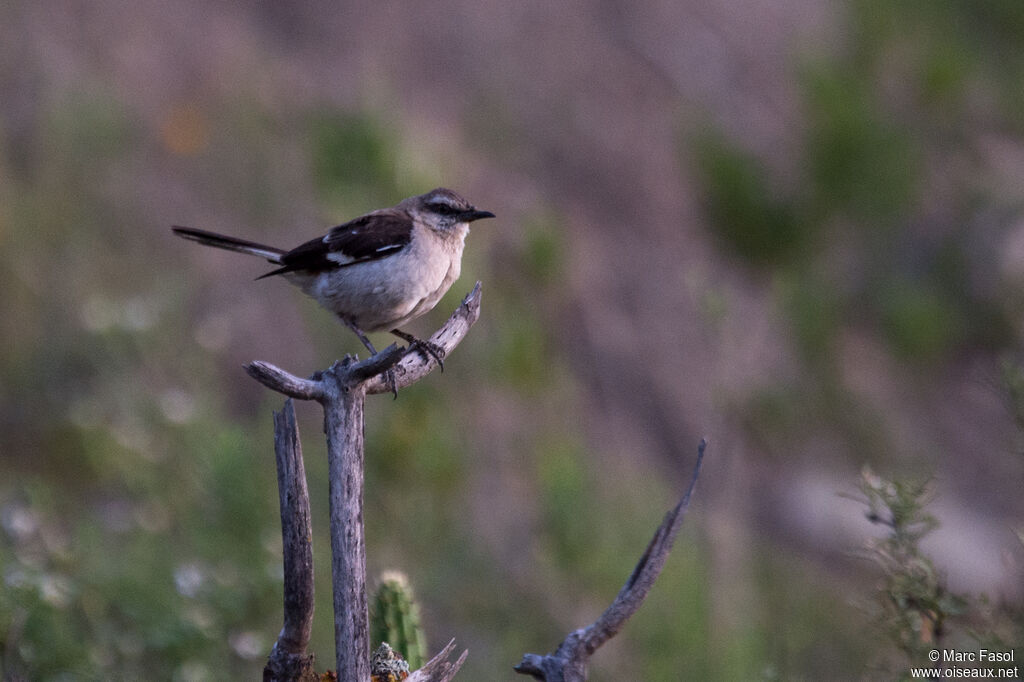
(249, 284, 482, 679)
(263, 399, 318, 682)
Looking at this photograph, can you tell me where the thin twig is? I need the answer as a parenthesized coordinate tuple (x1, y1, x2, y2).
(514, 439, 709, 681)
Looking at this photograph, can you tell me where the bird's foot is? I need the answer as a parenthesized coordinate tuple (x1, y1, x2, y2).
(407, 338, 445, 371)
(392, 330, 446, 371)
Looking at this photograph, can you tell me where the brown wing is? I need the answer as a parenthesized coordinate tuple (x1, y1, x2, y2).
(257, 209, 413, 279)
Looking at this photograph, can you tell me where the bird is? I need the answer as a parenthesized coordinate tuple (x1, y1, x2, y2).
(172, 188, 494, 392)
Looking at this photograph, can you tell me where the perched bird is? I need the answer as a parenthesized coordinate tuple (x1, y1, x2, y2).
(173, 188, 494, 390)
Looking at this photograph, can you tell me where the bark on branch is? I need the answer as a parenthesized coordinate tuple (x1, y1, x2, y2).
(250, 284, 482, 680)
(263, 399, 317, 682)
(407, 639, 471, 682)
(513, 439, 709, 681)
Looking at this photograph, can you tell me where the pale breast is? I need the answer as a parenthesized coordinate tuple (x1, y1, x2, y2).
(289, 224, 467, 332)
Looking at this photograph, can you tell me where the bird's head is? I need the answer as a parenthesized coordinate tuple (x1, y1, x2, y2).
(406, 188, 495, 232)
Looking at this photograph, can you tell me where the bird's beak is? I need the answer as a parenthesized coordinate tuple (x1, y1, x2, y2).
(463, 209, 496, 222)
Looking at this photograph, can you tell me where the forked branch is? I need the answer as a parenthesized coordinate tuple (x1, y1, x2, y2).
(249, 284, 481, 680)
(246, 282, 483, 399)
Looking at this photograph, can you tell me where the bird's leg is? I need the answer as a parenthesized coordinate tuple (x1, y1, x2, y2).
(341, 317, 398, 398)
(391, 329, 445, 372)
(341, 317, 379, 355)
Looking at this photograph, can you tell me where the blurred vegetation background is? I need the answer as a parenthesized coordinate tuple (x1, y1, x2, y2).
(1, 1, 1022, 679)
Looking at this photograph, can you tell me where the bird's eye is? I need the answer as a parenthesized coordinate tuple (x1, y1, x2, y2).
(428, 202, 460, 216)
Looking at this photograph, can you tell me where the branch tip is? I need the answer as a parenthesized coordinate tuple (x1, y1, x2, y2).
(365, 285, 484, 395)
(513, 439, 710, 680)
(407, 638, 468, 682)
(246, 361, 324, 401)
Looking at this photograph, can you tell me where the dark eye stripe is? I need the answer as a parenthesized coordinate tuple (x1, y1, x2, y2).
(428, 202, 461, 216)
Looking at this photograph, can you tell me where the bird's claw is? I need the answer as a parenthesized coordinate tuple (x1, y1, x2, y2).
(407, 338, 445, 371)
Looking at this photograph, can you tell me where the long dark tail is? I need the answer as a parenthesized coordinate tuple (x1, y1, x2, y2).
(171, 226, 286, 263)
